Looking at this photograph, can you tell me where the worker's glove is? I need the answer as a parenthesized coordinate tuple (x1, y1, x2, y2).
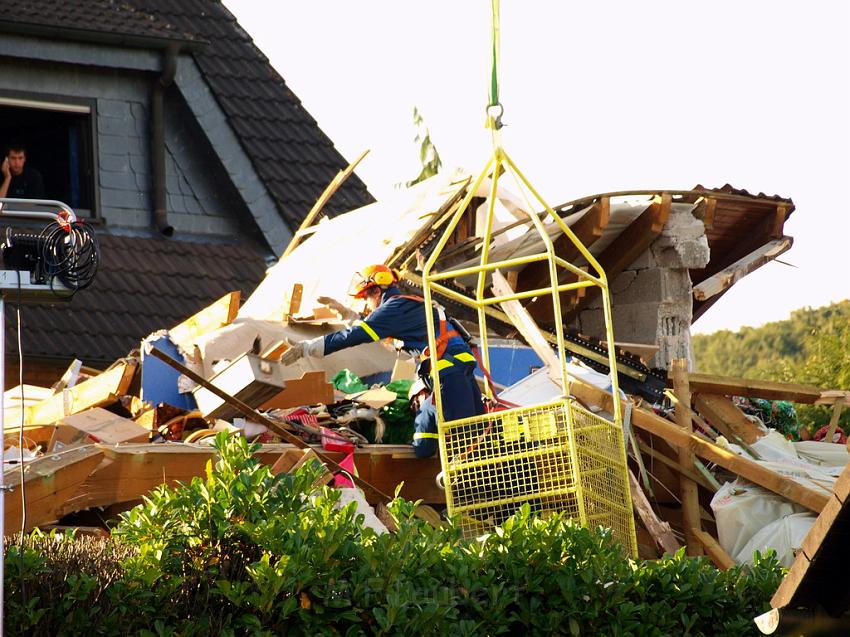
(317, 295, 359, 321)
(280, 340, 306, 366)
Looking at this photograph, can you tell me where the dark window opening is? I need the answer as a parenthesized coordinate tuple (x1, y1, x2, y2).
(0, 103, 95, 216)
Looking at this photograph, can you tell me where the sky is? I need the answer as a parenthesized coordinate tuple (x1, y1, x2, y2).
(223, 1, 850, 335)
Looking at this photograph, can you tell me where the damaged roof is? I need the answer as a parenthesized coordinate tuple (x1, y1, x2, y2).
(0, 0, 375, 230)
(10, 234, 268, 365)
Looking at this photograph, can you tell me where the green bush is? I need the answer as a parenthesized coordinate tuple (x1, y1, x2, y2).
(5, 433, 784, 636)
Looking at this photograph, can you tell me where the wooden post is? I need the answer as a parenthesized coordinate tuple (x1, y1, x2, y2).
(671, 359, 703, 556)
(826, 397, 845, 442)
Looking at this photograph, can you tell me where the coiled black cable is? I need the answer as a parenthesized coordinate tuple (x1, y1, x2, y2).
(39, 219, 100, 294)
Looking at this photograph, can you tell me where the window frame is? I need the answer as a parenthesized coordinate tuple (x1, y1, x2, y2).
(0, 90, 101, 221)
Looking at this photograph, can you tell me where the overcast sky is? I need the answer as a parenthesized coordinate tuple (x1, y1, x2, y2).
(224, 1, 850, 335)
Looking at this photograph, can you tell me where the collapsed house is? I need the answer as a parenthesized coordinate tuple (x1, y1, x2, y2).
(5, 169, 848, 605)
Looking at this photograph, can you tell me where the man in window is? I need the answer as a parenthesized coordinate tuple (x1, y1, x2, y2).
(0, 143, 45, 199)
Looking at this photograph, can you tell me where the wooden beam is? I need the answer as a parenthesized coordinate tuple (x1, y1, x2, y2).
(671, 359, 702, 556)
(684, 374, 823, 404)
(521, 197, 610, 323)
(816, 390, 850, 405)
(693, 237, 793, 301)
(693, 206, 791, 323)
(569, 379, 830, 513)
(282, 149, 370, 258)
(691, 527, 736, 570)
(25, 360, 138, 426)
(4, 445, 104, 533)
(693, 393, 764, 445)
(771, 203, 790, 238)
(64, 443, 443, 517)
(772, 465, 850, 614)
(491, 271, 563, 381)
(692, 196, 716, 229)
(169, 291, 241, 346)
(629, 470, 680, 556)
(566, 193, 672, 322)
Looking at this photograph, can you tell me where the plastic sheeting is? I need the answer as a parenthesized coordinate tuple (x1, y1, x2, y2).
(735, 512, 816, 569)
(710, 479, 809, 564)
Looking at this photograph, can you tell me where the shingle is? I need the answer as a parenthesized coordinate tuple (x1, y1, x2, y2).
(5, 234, 267, 364)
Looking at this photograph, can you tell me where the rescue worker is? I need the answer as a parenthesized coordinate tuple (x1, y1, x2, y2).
(281, 264, 484, 457)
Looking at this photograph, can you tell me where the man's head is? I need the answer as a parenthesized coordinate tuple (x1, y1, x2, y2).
(6, 145, 26, 177)
(408, 377, 430, 412)
(350, 264, 397, 311)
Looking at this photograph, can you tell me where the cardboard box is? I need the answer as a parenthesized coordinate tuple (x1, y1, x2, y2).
(261, 371, 334, 410)
(192, 353, 287, 420)
(49, 407, 150, 452)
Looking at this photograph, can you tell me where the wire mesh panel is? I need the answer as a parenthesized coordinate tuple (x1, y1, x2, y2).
(440, 399, 637, 556)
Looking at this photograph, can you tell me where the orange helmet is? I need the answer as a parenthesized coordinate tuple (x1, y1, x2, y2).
(350, 264, 397, 298)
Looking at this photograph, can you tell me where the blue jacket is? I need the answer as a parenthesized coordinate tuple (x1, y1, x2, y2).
(323, 286, 471, 358)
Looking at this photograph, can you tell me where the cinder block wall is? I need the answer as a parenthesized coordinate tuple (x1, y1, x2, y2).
(576, 203, 710, 370)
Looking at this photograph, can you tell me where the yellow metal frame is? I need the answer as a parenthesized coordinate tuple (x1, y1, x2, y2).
(420, 129, 634, 554)
(416, 0, 634, 553)
(421, 144, 622, 423)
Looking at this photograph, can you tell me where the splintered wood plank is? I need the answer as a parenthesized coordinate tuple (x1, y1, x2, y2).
(629, 470, 680, 555)
(685, 374, 823, 404)
(566, 193, 672, 322)
(25, 360, 139, 426)
(4, 445, 104, 533)
(693, 394, 764, 445)
(69, 444, 294, 512)
(569, 378, 830, 513)
(492, 271, 563, 381)
(693, 237, 793, 302)
(169, 291, 240, 345)
(288, 283, 303, 318)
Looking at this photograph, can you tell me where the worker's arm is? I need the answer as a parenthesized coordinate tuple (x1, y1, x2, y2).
(281, 298, 406, 366)
(319, 298, 407, 356)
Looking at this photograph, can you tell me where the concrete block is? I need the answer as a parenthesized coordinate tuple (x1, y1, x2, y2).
(659, 268, 693, 302)
(651, 234, 710, 269)
(611, 268, 663, 306)
(626, 249, 657, 270)
(577, 302, 658, 348)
